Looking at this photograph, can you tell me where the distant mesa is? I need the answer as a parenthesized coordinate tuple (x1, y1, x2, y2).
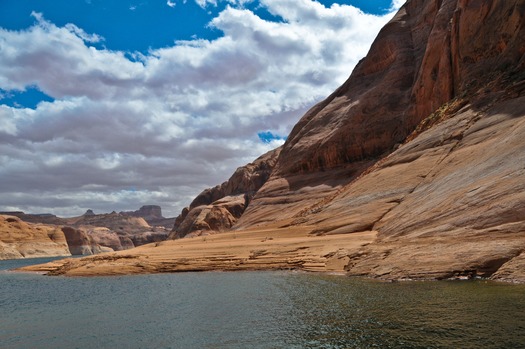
(83, 209, 95, 216)
(0, 211, 61, 225)
(121, 205, 164, 220)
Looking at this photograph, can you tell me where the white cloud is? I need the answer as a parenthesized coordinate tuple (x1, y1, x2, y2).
(195, 0, 217, 8)
(390, 0, 406, 11)
(194, 0, 254, 8)
(0, 1, 400, 217)
(167, 0, 177, 7)
(64, 23, 104, 43)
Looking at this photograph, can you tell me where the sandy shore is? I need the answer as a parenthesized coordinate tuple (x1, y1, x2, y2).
(18, 226, 377, 276)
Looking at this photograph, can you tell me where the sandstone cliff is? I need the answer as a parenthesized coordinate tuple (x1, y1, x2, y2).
(170, 147, 281, 238)
(22, 0, 525, 281)
(238, 0, 525, 228)
(236, 0, 525, 281)
(178, 0, 525, 280)
(61, 226, 115, 256)
(0, 215, 70, 260)
(3, 208, 170, 257)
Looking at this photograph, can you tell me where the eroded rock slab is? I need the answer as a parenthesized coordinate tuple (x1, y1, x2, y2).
(0, 215, 70, 260)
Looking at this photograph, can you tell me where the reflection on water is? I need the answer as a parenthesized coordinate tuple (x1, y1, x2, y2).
(1, 258, 525, 349)
(278, 275, 525, 348)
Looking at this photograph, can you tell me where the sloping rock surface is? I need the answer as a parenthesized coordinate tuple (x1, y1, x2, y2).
(183, 0, 525, 280)
(0, 215, 70, 260)
(236, 0, 525, 280)
(238, 0, 525, 229)
(170, 147, 281, 238)
(21, 0, 525, 281)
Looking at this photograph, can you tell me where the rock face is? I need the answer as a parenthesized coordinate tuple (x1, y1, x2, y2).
(240, 0, 525, 280)
(0, 215, 70, 260)
(61, 213, 169, 255)
(18, 0, 525, 281)
(238, 0, 525, 228)
(170, 147, 281, 238)
(172, 0, 525, 281)
(3, 208, 171, 257)
(61, 227, 114, 256)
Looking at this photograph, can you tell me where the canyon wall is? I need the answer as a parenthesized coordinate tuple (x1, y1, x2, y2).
(21, 0, 525, 281)
(176, 0, 525, 281)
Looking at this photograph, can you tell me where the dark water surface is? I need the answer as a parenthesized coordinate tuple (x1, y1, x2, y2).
(1, 258, 525, 349)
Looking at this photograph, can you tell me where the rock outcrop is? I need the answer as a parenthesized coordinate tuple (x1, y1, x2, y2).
(51, 215, 171, 256)
(61, 227, 115, 256)
(21, 0, 525, 281)
(120, 205, 175, 228)
(0, 215, 70, 260)
(174, 0, 525, 280)
(238, 0, 525, 228)
(235, 0, 525, 281)
(170, 147, 281, 238)
(3, 208, 171, 257)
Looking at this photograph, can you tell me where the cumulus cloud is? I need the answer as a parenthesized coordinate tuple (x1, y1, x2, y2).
(0, 1, 401, 217)
(391, 0, 406, 10)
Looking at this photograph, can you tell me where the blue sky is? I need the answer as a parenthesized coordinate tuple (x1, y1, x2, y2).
(0, 0, 403, 216)
(0, 0, 396, 108)
(0, 1, 396, 50)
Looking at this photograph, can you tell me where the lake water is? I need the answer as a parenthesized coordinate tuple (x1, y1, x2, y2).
(1, 258, 525, 349)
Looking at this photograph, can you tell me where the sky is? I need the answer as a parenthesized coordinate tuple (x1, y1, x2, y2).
(0, 0, 404, 218)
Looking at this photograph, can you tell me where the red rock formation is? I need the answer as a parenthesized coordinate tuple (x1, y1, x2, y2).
(61, 227, 114, 255)
(238, 0, 525, 229)
(170, 147, 281, 238)
(21, 0, 525, 282)
(0, 215, 70, 260)
(4, 209, 171, 257)
(175, 0, 525, 280)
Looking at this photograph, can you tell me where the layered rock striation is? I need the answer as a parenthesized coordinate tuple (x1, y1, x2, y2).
(238, 0, 525, 228)
(175, 0, 525, 280)
(22, 0, 525, 281)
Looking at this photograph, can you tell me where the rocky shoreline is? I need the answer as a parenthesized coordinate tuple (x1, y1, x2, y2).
(17, 225, 525, 284)
(10, 0, 525, 284)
